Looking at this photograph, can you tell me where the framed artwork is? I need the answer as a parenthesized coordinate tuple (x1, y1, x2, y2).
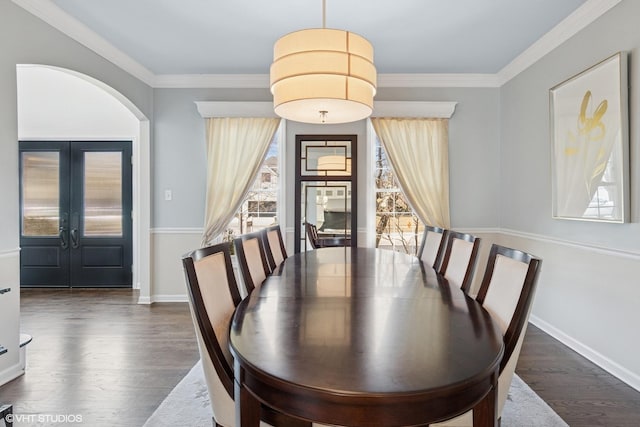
(550, 52, 629, 222)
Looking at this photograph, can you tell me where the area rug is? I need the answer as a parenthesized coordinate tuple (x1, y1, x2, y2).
(143, 361, 568, 427)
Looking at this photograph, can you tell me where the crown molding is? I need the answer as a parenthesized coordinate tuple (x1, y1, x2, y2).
(12, 0, 156, 86)
(14, 0, 621, 89)
(378, 73, 500, 88)
(496, 0, 622, 85)
(154, 73, 500, 89)
(154, 74, 270, 89)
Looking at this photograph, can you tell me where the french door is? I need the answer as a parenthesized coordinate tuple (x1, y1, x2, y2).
(19, 141, 132, 287)
(294, 134, 357, 253)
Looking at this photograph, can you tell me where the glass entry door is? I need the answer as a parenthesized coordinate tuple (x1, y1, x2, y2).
(295, 135, 357, 252)
(19, 141, 133, 287)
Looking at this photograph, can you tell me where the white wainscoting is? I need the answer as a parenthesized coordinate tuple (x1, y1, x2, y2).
(496, 229, 640, 392)
(149, 227, 640, 392)
(148, 228, 202, 303)
(0, 248, 22, 386)
(149, 228, 244, 303)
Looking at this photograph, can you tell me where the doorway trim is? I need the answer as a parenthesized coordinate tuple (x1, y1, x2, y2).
(16, 64, 152, 303)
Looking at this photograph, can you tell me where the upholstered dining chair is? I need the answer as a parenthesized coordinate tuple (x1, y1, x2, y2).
(263, 225, 288, 272)
(417, 225, 448, 270)
(182, 243, 311, 427)
(434, 244, 542, 426)
(234, 231, 270, 297)
(438, 231, 481, 294)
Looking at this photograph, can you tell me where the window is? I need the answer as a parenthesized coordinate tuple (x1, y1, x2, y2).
(584, 152, 621, 220)
(226, 131, 280, 237)
(373, 136, 423, 255)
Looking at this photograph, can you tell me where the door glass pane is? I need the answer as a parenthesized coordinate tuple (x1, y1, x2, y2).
(300, 140, 352, 177)
(301, 181, 351, 251)
(84, 152, 122, 236)
(22, 152, 60, 236)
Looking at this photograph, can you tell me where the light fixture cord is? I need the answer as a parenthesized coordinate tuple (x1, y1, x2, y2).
(322, 0, 326, 28)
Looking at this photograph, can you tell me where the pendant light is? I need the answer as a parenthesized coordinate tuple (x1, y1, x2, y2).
(270, 0, 377, 124)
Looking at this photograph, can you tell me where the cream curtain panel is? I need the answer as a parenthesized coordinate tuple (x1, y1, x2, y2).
(202, 117, 280, 246)
(371, 118, 450, 229)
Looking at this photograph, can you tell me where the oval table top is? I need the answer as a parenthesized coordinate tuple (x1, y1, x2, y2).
(230, 247, 504, 426)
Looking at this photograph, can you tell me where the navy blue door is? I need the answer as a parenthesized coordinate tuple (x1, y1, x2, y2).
(20, 141, 132, 287)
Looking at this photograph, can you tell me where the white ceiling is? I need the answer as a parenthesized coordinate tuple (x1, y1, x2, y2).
(15, 0, 620, 86)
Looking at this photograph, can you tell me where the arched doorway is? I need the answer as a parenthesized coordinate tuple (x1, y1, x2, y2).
(16, 65, 151, 300)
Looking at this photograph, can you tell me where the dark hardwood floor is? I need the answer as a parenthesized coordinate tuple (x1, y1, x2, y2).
(516, 325, 640, 426)
(0, 289, 639, 426)
(0, 289, 199, 427)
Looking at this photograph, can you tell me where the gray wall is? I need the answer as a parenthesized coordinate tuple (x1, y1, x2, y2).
(153, 88, 272, 228)
(152, 86, 501, 230)
(377, 87, 501, 228)
(500, 0, 640, 251)
(3, 0, 639, 390)
(0, 0, 153, 383)
(0, 1, 153, 250)
(499, 0, 640, 385)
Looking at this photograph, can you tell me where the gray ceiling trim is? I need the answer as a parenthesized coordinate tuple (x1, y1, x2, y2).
(13, 0, 621, 89)
(497, 0, 622, 85)
(13, 0, 156, 86)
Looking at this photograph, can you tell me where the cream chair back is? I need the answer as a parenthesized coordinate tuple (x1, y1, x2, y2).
(433, 244, 541, 427)
(417, 226, 447, 269)
(481, 254, 529, 333)
(234, 231, 270, 297)
(183, 243, 241, 427)
(438, 231, 480, 294)
(265, 225, 287, 271)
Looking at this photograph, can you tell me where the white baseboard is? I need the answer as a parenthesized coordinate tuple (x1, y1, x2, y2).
(0, 362, 23, 387)
(137, 295, 151, 305)
(530, 315, 640, 392)
(150, 294, 189, 303)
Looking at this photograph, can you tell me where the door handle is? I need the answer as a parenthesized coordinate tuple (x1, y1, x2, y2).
(59, 226, 68, 249)
(60, 212, 69, 250)
(70, 212, 79, 249)
(70, 228, 79, 249)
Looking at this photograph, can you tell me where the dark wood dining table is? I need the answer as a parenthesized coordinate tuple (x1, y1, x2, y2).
(229, 247, 503, 427)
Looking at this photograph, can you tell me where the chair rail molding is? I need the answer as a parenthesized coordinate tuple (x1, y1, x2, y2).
(0, 248, 21, 258)
(150, 227, 203, 235)
(500, 228, 640, 260)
